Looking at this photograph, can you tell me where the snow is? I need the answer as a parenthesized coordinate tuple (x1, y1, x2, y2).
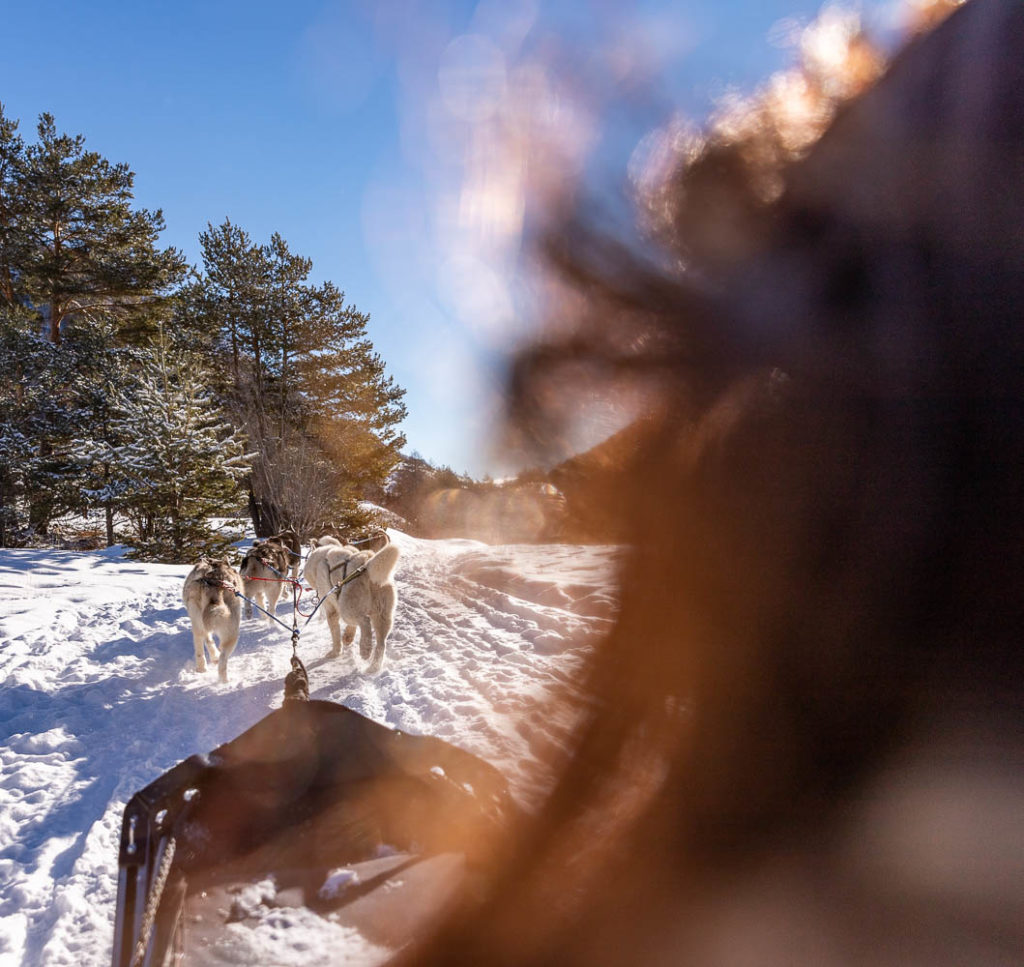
(319, 867, 361, 900)
(0, 530, 619, 966)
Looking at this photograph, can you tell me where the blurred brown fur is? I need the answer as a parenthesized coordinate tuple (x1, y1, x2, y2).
(404, 1, 1024, 963)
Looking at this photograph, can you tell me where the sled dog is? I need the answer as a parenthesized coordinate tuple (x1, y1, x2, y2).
(317, 527, 390, 553)
(240, 538, 292, 622)
(267, 528, 302, 578)
(182, 558, 244, 681)
(314, 534, 344, 547)
(304, 541, 401, 674)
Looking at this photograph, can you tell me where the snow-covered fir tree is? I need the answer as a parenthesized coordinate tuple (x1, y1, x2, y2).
(87, 336, 251, 562)
(0, 307, 88, 544)
(69, 321, 149, 544)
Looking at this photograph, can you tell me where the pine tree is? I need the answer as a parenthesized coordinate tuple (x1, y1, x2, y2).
(70, 323, 147, 545)
(0, 108, 192, 541)
(192, 220, 407, 535)
(0, 306, 99, 543)
(87, 337, 251, 562)
(17, 113, 186, 345)
(0, 307, 40, 544)
(0, 104, 27, 308)
(296, 278, 407, 471)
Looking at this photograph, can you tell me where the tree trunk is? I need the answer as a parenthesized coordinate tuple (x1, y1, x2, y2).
(248, 487, 281, 538)
(230, 315, 239, 384)
(49, 225, 63, 345)
(28, 499, 49, 539)
(105, 504, 114, 546)
(49, 302, 61, 345)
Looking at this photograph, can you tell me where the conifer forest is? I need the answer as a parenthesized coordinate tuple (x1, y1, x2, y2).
(0, 106, 407, 560)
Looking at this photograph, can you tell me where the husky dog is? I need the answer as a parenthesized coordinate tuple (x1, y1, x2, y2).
(314, 534, 344, 547)
(317, 527, 390, 553)
(182, 558, 244, 681)
(267, 528, 302, 579)
(308, 534, 346, 567)
(304, 541, 401, 674)
(239, 538, 292, 622)
(355, 528, 390, 553)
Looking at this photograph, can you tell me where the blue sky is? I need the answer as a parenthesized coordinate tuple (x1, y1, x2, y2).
(2, 0, 893, 475)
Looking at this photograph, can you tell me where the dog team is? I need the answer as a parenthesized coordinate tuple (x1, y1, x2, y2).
(181, 527, 400, 682)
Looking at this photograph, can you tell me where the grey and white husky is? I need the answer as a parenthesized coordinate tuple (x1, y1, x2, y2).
(182, 557, 244, 681)
(239, 538, 292, 623)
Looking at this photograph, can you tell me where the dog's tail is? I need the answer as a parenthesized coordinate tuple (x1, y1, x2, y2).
(365, 543, 400, 585)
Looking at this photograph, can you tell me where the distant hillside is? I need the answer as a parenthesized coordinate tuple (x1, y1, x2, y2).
(375, 422, 652, 545)
(376, 454, 563, 543)
(546, 419, 655, 542)
(549, 419, 650, 478)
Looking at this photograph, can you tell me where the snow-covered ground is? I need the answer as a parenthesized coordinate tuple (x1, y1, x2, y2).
(0, 531, 619, 966)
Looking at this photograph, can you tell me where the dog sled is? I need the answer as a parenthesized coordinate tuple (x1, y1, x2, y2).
(112, 691, 516, 966)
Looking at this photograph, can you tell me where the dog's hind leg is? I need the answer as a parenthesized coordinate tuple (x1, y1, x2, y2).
(187, 609, 210, 673)
(267, 583, 283, 621)
(358, 616, 374, 661)
(192, 631, 208, 673)
(217, 630, 238, 683)
(368, 588, 396, 674)
(205, 634, 220, 665)
(367, 638, 387, 675)
(326, 606, 343, 656)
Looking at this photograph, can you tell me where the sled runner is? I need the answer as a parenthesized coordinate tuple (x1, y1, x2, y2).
(112, 699, 516, 966)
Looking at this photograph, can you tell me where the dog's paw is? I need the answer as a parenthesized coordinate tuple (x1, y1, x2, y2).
(195, 659, 208, 673)
(367, 646, 386, 676)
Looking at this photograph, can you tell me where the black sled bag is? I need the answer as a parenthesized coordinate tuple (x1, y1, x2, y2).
(112, 699, 515, 966)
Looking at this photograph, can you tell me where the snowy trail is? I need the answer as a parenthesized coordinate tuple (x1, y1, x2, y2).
(0, 532, 618, 966)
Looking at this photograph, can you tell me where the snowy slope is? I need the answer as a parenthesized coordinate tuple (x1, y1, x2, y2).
(0, 531, 618, 966)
